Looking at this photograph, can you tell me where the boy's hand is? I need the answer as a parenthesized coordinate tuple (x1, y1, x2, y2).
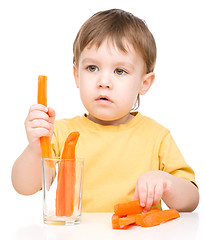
(25, 104, 56, 153)
(134, 170, 172, 211)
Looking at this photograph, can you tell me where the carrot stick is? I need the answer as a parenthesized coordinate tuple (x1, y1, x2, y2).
(141, 209, 180, 227)
(114, 200, 143, 217)
(56, 132, 80, 217)
(37, 75, 53, 167)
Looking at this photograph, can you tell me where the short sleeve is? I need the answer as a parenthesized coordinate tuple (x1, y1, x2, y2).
(159, 132, 196, 185)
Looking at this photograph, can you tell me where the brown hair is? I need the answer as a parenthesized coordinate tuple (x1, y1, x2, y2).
(73, 9, 157, 73)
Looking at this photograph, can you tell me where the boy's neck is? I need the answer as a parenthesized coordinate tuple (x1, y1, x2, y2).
(87, 113, 135, 126)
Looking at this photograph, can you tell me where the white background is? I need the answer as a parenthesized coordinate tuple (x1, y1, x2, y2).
(1, 0, 204, 228)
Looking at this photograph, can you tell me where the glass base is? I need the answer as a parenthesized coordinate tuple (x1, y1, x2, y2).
(43, 216, 81, 225)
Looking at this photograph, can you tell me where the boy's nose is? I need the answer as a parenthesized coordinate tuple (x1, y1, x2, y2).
(97, 74, 112, 89)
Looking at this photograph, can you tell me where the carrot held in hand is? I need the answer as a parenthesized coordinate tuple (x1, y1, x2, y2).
(141, 209, 180, 227)
(56, 132, 80, 217)
(37, 75, 53, 167)
(114, 200, 143, 217)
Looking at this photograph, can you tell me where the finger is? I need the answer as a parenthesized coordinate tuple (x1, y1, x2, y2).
(28, 110, 50, 122)
(134, 184, 140, 201)
(47, 107, 56, 124)
(153, 183, 163, 205)
(137, 182, 147, 208)
(31, 127, 51, 138)
(145, 184, 155, 211)
(30, 119, 51, 131)
(29, 104, 48, 113)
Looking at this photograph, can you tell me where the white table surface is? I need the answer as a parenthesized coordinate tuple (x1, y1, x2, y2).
(3, 211, 204, 240)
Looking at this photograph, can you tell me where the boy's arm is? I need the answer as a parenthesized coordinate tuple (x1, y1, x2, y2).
(11, 104, 55, 195)
(11, 145, 42, 195)
(162, 173, 199, 212)
(135, 170, 199, 212)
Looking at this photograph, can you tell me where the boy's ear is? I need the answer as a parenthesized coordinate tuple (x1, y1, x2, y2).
(139, 72, 155, 95)
(73, 64, 79, 88)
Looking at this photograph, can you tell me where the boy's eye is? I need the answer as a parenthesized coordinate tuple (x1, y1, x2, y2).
(88, 65, 98, 72)
(114, 68, 127, 75)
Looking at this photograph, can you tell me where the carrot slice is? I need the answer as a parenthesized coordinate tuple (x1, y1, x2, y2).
(37, 75, 53, 167)
(119, 214, 138, 227)
(135, 207, 160, 225)
(141, 209, 180, 227)
(114, 200, 143, 217)
(112, 214, 121, 229)
(119, 207, 160, 227)
(56, 132, 80, 217)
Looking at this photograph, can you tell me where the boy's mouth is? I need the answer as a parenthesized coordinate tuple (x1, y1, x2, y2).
(96, 95, 112, 103)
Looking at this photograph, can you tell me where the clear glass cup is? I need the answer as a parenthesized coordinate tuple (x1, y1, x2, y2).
(42, 158, 83, 225)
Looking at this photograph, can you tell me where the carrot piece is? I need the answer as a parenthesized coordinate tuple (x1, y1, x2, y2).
(56, 132, 80, 217)
(119, 214, 138, 226)
(112, 214, 121, 229)
(119, 207, 160, 227)
(141, 209, 180, 227)
(114, 200, 143, 217)
(135, 214, 143, 226)
(136, 207, 160, 225)
(37, 75, 53, 167)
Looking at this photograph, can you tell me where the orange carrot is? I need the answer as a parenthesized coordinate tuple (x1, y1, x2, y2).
(119, 214, 138, 227)
(119, 207, 160, 227)
(37, 75, 53, 166)
(136, 207, 160, 225)
(114, 200, 143, 217)
(56, 132, 80, 217)
(112, 214, 121, 229)
(141, 209, 180, 227)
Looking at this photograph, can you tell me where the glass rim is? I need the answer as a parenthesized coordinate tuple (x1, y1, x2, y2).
(42, 157, 84, 162)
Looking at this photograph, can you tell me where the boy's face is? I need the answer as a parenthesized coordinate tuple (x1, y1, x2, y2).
(74, 39, 154, 125)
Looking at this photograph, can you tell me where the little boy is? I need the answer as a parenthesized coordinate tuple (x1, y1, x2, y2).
(12, 9, 199, 212)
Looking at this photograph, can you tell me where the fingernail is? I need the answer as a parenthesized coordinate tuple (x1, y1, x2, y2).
(140, 203, 145, 207)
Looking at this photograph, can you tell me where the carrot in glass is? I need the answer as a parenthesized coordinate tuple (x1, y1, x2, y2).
(114, 200, 143, 217)
(56, 132, 80, 217)
(37, 75, 53, 167)
(141, 209, 180, 227)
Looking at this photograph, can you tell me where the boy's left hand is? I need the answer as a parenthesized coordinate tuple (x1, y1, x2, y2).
(134, 170, 172, 211)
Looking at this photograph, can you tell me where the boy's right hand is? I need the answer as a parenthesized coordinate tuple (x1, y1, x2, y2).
(25, 104, 56, 153)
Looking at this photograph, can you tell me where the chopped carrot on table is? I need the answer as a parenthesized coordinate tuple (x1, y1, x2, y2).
(114, 200, 143, 217)
(119, 207, 160, 227)
(141, 208, 180, 227)
(112, 200, 180, 229)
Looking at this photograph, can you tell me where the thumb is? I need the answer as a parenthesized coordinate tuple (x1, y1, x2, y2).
(47, 107, 56, 124)
(163, 180, 172, 192)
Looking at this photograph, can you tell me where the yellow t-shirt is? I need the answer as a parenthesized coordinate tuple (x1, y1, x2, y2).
(51, 112, 196, 212)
